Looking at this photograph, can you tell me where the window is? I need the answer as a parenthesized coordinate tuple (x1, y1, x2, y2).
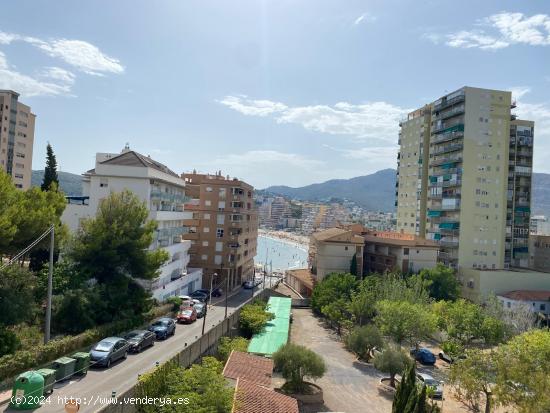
(203, 213, 210, 219)
(216, 242, 223, 252)
(214, 255, 222, 265)
(541, 304, 546, 311)
(216, 228, 224, 238)
(202, 241, 209, 247)
(205, 200, 211, 206)
(404, 248, 409, 255)
(203, 227, 210, 233)
(201, 254, 207, 261)
(205, 186, 213, 192)
(344, 246, 348, 251)
(99, 178, 108, 188)
(218, 201, 225, 211)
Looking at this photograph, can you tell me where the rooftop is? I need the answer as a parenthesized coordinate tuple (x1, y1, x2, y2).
(286, 268, 315, 290)
(499, 290, 550, 301)
(311, 227, 364, 244)
(222, 351, 273, 387)
(232, 379, 299, 413)
(364, 231, 439, 248)
(99, 150, 179, 177)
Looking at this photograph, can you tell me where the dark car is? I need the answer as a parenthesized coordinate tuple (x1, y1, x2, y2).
(194, 288, 222, 298)
(410, 348, 437, 365)
(89, 337, 129, 368)
(242, 280, 254, 289)
(176, 307, 198, 324)
(194, 302, 207, 318)
(148, 317, 176, 339)
(124, 330, 155, 353)
(190, 291, 209, 302)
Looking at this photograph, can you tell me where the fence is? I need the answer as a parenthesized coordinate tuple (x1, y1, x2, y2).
(98, 289, 271, 413)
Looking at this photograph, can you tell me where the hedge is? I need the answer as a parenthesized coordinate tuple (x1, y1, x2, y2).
(0, 303, 173, 383)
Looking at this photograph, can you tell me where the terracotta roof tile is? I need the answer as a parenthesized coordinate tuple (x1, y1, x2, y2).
(499, 290, 550, 301)
(223, 351, 273, 387)
(233, 379, 299, 413)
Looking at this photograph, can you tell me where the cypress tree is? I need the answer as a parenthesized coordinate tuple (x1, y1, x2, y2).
(414, 385, 428, 413)
(41, 143, 59, 191)
(350, 253, 358, 276)
(393, 362, 416, 413)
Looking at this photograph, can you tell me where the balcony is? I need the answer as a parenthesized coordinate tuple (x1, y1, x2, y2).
(432, 123, 464, 136)
(431, 143, 463, 155)
(150, 209, 188, 221)
(430, 155, 463, 167)
(434, 105, 465, 121)
(433, 93, 465, 111)
(440, 239, 459, 247)
(150, 191, 189, 204)
(429, 180, 462, 188)
(431, 130, 464, 145)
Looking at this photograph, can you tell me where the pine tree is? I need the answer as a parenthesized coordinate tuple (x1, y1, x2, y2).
(41, 143, 59, 191)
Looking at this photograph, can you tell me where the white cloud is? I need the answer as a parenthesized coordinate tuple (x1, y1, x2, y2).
(40, 66, 75, 84)
(426, 12, 550, 50)
(0, 30, 124, 75)
(353, 13, 376, 26)
(214, 150, 323, 168)
(218, 95, 408, 142)
(0, 51, 72, 97)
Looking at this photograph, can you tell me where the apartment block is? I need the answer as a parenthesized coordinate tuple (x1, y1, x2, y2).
(0, 90, 35, 189)
(182, 172, 258, 290)
(61, 146, 201, 301)
(396, 86, 534, 271)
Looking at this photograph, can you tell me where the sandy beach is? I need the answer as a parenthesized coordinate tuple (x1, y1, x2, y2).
(258, 229, 309, 251)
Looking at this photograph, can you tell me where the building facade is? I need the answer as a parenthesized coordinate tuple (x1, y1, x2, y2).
(497, 290, 550, 317)
(396, 87, 534, 271)
(182, 172, 258, 290)
(363, 231, 439, 275)
(309, 228, 364, 280)
(0, 90, 35, 189)
(529, 235, 550, 272)
(61, 147, 201, 301)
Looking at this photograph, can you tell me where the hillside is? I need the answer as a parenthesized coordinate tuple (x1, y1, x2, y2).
(264, 169, 550, 215)
(264, 169, 397, 211)
(31, 170, 82, 196)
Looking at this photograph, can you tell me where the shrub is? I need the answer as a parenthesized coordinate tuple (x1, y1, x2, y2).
(273, 343, 326, 393)
(239, 301, 274, 338)
(217, 337, 249, 362)
(0, 329, 20, 358)
(345, 324, 384, 362)
(165, 296, 183, 311)
(373, 345, 410, 388)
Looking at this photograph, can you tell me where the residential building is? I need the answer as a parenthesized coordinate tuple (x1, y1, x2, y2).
(529, 235, 550, 272)
(309, 227, 364, 280)
(61, 146, 201, 301)
(396, 87, 535, 271)
(363, 231, 439, 275)
(497, 290, 550, 317)
(182, 171, 258, 290)
(530, 215, 550, 235)
(0, 90, 35, 189)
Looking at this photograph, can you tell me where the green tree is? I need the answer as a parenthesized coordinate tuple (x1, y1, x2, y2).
(52, 289, 100, 334)
(345, 324, 384, 362)
(433, 299, 484, 346)
(321, 298, 350, 335)
(41, 143, 59, 191)
(347, 280, 377, 325)
(494, 330, 550, 413)
(311, 272, 358, 314)
(350, 254, 358, 277)
(375, 300, 436, 348)
(69, 190, 168, 323)
(417, 263, 460, 301)
(393, 360, 417, 413)
(217, 336, 249, 362)
(0, 171, 18, 253)
(373, 344, 410, 388)
(239, 301, 274, 338)
(273, 343, 326, 393)
(450, 349, 496, 413)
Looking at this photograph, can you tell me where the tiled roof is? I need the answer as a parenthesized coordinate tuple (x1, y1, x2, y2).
(499, 290, 550, 301)
(233, 379, 299, 413)
(363, 233, 439, 248)
(100, 151, 179, 177)
(312, 228, 363, 244)
(223, 351, 273, 387)
(286, 268, 315, 289)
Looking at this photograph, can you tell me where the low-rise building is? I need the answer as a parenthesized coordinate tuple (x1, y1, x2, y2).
(309, 228, 364, 280)
(363, 231, 439, 275)
(497, 290, 550, 316)
(61, 146, 201, 301)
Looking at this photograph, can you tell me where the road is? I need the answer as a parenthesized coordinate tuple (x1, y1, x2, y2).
(4, 285, 269, 413)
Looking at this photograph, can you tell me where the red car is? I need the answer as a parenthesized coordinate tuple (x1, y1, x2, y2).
(176, 307, 197, 324)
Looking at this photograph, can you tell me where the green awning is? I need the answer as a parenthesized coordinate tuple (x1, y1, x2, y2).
(428, 210, 441, 217)
(248, 297, 292, 357)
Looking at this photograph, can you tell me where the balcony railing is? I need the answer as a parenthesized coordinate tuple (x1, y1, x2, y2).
(431, 143, 463, 155)
(432, 123, 464, 136)
(433, 93, 465, 111)
(430, 155, 463, 167)
(429, 180, 462, 188)
(431, 130, 464, 145)
(434, 105, 465, 121)
(151, 191, 189, 203)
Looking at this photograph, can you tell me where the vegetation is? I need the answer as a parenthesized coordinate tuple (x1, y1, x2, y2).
(350, 254, 358, 276)
(41, 143, 59, 191)
(273, 343, 326, 393)
(373, 345, 410, 388)
(239, 300, 274, 338)
(417, 263, 460, 301)
(217, 336, 249, 362)
(311, 272, 357, 314)
(393, 363, 440, 413)
(345, 324, 384, 362)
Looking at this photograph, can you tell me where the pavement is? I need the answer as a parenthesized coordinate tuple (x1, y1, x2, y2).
(1, 284, 270, 413)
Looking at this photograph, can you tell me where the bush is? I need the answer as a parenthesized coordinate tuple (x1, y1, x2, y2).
(239, 301, 274, 338)
(165, 296, 183, 311)
(373, 345, 410, 388)
(217, 337, 249, 362)
(273, 343, 326, 393)
(345, 324, 384, 362)
(0, 328, 20, 358)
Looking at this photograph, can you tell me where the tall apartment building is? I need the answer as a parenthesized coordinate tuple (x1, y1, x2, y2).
(396, 86, 534, 271)
(61, 147, 201, 301)
(0, 90, 35, 189)
(182, 172, 258, 290)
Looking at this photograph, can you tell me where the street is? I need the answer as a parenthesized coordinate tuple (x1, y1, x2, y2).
(3, 286, 266, 413)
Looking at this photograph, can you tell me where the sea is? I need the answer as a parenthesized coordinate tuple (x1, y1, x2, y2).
(257, 235, 308, 272)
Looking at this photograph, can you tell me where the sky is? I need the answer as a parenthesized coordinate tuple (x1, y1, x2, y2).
(0, 0, 549, 188)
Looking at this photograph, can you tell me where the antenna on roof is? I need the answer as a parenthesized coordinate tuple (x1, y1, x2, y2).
(122, 143, 130, 153)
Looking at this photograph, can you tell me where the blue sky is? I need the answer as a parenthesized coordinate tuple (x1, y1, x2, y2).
(1, 0, 549, 188)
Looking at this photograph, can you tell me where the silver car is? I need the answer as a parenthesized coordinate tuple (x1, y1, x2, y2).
(416, 373, 443, 399)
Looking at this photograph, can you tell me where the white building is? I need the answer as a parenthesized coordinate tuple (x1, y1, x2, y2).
(497, 290, 550, 316)
(62, 146, 202, 301)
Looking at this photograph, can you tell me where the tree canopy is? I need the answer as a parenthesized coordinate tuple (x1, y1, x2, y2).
(417, 263, 460, 301)
(273, 343, 326, 393)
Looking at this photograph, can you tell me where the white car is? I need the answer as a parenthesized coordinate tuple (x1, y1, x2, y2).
(416, 373, 443, 399)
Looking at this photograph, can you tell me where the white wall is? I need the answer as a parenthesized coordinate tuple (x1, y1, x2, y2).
(317, 242, 357, 280)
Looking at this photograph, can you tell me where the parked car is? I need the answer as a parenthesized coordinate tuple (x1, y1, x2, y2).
(438, 351, 466, 364)
(416, 373, 443, 399)
(89, 337, 129, 368)
(124, 330, 155, 353)
(242, 280, 254, 289)
(190, 291, 209, 302)
(194, 302, 207, 318)
(410, 348, 436, 365)
(178, 295, 193, 306)
(176, 307, 197, 324)
(148, 317, 176, 339)
(194, 288, 222, 297)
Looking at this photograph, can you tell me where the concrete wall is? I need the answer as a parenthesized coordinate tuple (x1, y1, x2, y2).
(316, 242, 357, 280)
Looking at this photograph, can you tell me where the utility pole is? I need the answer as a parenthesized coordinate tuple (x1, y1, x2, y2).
(202, 272, 216, 336)
(223, 264, 228, 319)
(44, 225, 54, 344)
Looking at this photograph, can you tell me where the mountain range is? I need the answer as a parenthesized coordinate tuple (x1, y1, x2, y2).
(31, 170, 82, 196)
(264, 169, 550, 216)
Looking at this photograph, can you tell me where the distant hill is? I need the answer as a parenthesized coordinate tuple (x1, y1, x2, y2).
(31, 170, 82, 196)
(264, 169, 397, 211)
(264, 169, 550, 215)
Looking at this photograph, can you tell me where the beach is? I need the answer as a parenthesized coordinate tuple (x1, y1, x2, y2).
(258, 229, 309, 250)
(257, 230, 309, 272)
